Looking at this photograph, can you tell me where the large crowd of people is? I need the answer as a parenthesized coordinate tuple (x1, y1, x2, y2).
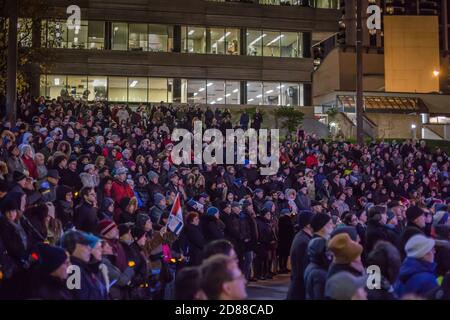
(0, 93, 449, 300)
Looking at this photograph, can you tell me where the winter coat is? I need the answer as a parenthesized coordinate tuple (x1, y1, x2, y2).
(74, 201, 99, 234)
(185, 223, 206, 266)
(70, 257, 108, 300)
(365, 220, 401, 254)
(296, 193, 311, 211)
(239, 212, 259, 251)
(220, 212, 243, 253)
(435, 240, 450, 277)
(255, 216, 275, 257)
(304, 238, 331, 300)
(394, 257, 439, 298)
(0, 216, 29, 267)
(278, 215, 295, 257)
(400, 224, 425, 258)
(201, 215, 225, 242)
(287, 230, 312, 300)
(101, 256, 134, 300)
(60, 169, 82, 191)
(111, 180, 134, 205)
(29, 270, 74, 300)
(55, 200, 74, 230)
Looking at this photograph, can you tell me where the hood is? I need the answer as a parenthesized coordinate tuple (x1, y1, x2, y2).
(22, 132, 33, 145)
(398, 257, 436, 283)
(307, 237, 331, 267)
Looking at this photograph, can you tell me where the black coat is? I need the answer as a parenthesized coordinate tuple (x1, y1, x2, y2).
(399, 224, 425, 258)
(220, 212, 242, 252)
(70, 257, 107, 300)
(435, 240, 450, 277)
(185, 223, 206, 266)
(239, 212, 259, 251)
(60, 168, 82, 191)
(287, 230, 312, 300)
(29, 270, 74, 300)
(365, 220, 401, 254)
(0, 216, 29, 266)
(278, 215, 295, 256)
(201, 216, 225, 242)
(255, 216, 275, 257)
(55, 200, 74, 230)
(74, 201, 99, 234)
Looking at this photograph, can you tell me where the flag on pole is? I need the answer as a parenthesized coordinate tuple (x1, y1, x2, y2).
(167, 193, 184, 235)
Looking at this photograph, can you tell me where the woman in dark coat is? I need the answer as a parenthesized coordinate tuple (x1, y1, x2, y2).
(55, 185, 74, 230)
(304, 237, 332, 300)
(201, 207, 225, 242)
(278, 209, 295, 273)
(184, 212, 206, 266)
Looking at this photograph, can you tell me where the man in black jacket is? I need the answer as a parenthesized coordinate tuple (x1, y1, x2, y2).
(220, 202, 242, 257)
(74, 187, 99, 234)
(287, 211, 313, 300)
(239, 200, 258, 281)
(399, 205, 426, 258)
(60, 156, 82, 191)
(365, 205, 400, 255)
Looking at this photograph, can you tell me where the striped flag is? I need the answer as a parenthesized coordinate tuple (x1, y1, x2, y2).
(167, 193, 184, 235)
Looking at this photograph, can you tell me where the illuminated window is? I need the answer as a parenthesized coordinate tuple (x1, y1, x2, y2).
(88, 76, 108, 101)
(149, 78, 169, 102)
(108, 77, 128, 102)
(112, 23, 128, 50)
(68, 20, 88, 49)
(128, 77, 148, 103)
(247, 30, 263, 56)
(88, 21, 104, 49)
(129, 24, 148, 51)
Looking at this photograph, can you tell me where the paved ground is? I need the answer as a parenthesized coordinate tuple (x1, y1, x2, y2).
(246, 274, 290, 300)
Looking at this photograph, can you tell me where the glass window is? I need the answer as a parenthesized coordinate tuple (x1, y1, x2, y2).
(167, 79, 174, 103)
(128, 77, 148, 103)
(207, 80, 225, 104)
(226, 28, 240, 55)
(225, 81, 240, 104)
(149, 24, 172, 52)
(183, 27, 206, 53)
(281, 83, 299, 106)
(263, 31, 281, 57)
(45, 75, 67, 99)
(129, 24, 148, 51)
(247, 30, 263, 56)
(112, 23, 128, 50)
(18, 18, 32, 47)
(88, 21, 104, 49)
(88, 76, 108, 101)
(247, 81, 263, 105)
(39, 75, 47, 98)
(149, 78, 169, 102)
(68, 20, 88, 49)
(209, 28, 225, 55)
(281, 32, 300, 58)
(263, 82, 281, 105)
(108, 77, 128, 102)
(47, 20, 68, 48)
(187, 79, 207, 104)
(67, 76, 88, 100)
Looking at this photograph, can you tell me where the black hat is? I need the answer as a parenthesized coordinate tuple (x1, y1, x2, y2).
(47, 169, 60, 180)
(34, 243, 68, 275)
(13, 171, 26, 182)
(406, 205, 424, 222)
(260, 208, 271, 216)
(297, 210, 314, 229)
(2, 197, 20, 212)
(311, 213, 332, 233)
(131, 226, 146, 241)
(311, 200, 322, 207)
(119, 197, 131, 211)
(118, 223, 132, 237)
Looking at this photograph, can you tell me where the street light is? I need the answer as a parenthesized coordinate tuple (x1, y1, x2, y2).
(433, 70, 440, 77)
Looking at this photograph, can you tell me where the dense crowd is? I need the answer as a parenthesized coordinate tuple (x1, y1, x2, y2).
(0, 92, 449, 300)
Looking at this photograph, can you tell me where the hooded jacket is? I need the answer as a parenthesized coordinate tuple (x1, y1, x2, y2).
(394, 257, 438, 298)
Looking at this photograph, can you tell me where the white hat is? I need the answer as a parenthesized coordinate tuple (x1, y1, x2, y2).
(405, 234, 435, 259)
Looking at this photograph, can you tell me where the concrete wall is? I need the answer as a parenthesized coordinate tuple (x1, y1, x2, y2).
(384, 16, 440, 93)
(365, 113, 421, 140)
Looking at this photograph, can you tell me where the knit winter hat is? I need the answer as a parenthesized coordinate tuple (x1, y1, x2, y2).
(101, 197, 115, 211)
(297, 210, 314, 229)
(207, 206, 219, 216)
(97, 219, 117, 237)
(35, 243, 68, 275)
(154, 193, 165, 204)
(405, 234, 435, 259)
(263, 201, 275, 211)
(328, 233, 363, 264)
(406, 205, 424, 222)
(147, 170, 159, 181)
(131, 226, 146, 241)
(311, 213, 332, 233)
(118, 223, 132, 237)
(325, 272, 367, 300)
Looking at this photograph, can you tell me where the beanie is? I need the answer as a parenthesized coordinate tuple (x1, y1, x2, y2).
(119, 197, 131, 211)
(136, 213, 151, 230)
(97, 219, 117, 237)
(406, 206, 424, 222)
(405, 234, 435, 259)
(154, 193, 165, 204)
(328, 233, 363, 264)
(131, 226, 146, 241)
(330, 226, 358, 242)
(311, 213, 332, 233)
(35, 243, 68, 275)
(297, 210, 314, 229)
(118, 223, 132, 237)
(207, 206, 219, 216)
(263, 201, 275, 211)
(81, 232, 101, 249)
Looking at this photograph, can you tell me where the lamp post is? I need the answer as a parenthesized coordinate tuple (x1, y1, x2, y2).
(356, 0, 364, 145)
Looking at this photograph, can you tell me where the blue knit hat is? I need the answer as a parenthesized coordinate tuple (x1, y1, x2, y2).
(263, 201, 275, 211)
(154, 193, 165, 204)
(81, 232, 101, 249)
(207, 206, 219, 216)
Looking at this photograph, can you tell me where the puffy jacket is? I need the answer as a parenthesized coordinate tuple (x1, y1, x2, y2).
(111, 180, 134, 205)
(394, 257, 439, 298)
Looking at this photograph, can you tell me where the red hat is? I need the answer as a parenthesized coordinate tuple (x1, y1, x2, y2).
(97, 219, 117, 237)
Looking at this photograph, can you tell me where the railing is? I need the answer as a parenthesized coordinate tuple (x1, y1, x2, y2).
(205, 0, 339, 8)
